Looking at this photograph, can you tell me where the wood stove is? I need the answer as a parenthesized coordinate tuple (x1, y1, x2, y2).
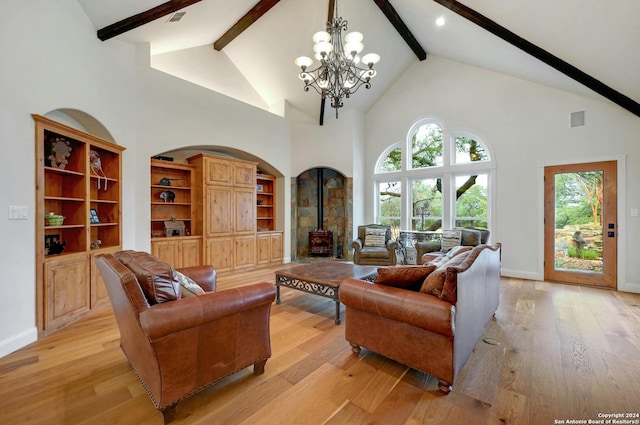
(309, 230, 333, 256)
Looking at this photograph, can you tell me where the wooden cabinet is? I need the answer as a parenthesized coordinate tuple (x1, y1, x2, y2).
(189, 153, 257, 271)
(151, 236, 202, 268)
(34, 114, 124, 337)
(150, 159, 195, 237)
(43, 253, 91, 332)
(149, 159, 201, 268)
(257, 231, 283, 265)
(256, 174, 276, 232)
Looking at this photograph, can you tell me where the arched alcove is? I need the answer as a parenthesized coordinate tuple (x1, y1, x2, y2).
(293, 167, 352, 260)
(44, 108, 115, 142)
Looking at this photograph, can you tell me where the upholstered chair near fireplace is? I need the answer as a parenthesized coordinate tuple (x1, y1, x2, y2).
(351, 224, 399, 266)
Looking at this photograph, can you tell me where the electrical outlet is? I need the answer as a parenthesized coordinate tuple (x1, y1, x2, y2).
(631, 208, 639, 217)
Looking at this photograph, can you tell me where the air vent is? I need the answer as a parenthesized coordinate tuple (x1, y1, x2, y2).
(570, 110, 585, 128)
(167, 11, 186, 23)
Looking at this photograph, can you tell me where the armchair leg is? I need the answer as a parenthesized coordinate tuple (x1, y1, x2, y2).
(254, 359, 267, 375)
(438, 379, 452, 394)
(161, 405, 177, 424)
(349, 343, 361, 355)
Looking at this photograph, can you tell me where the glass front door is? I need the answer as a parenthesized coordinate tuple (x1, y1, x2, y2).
(544, 161, 617, 288)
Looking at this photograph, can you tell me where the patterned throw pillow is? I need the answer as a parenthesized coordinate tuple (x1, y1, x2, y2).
(441, 229, 462, 252)
(365, 228, 387, 247)
(175, 271, 205, 297)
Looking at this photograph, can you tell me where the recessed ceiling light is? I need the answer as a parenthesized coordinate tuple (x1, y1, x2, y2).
(436, 17, 445, 26)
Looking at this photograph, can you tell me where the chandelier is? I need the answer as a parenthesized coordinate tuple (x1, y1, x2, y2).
(294, 0, 380, 118)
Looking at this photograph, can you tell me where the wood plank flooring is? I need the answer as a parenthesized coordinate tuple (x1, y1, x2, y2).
(2, 266, 640, 425)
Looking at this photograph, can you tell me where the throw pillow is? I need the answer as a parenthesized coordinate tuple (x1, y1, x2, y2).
(364, 227, 387, 247)
(441, 229, 462, 252)
(175, 271, 205, 297)
(115, 251, 181, 304)
(374, 265, 437, 290)
(445, 245, 472, 259)
(419, 251, 471, 298)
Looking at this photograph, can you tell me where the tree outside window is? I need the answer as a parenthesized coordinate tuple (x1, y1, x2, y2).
(375, 119, 493, 234)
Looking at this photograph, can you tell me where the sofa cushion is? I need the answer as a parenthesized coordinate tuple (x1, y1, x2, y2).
(115, 250, 181, 304)
(374, 264, 437, 290)
(420, 251, 470, 298)
(364, 227, 387, 247)
(441, 229, 462, 252)
(175, 270, 205, 297)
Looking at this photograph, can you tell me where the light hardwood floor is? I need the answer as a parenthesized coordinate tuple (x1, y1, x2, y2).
(2, 266, 640, 425)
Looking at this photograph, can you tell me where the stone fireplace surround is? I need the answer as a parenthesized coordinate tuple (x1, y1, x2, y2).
(292, 168, 352, 261)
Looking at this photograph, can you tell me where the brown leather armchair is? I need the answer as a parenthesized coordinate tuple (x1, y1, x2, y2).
(351, 224, 399, 266)
(95, 251, 276, 423)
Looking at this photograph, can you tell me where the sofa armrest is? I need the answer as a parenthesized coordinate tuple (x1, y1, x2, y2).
(340, 278, 455, 337)
(176, 265, 217, 292)
(140, 282, 275, 340)
(351, 238, 363, 251)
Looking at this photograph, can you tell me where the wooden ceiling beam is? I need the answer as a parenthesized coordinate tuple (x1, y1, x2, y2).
(433, 0, 640, 117)
(97, 0, 201, 41)
(373, 0, 427, 61)
(213, 0, 281, 51)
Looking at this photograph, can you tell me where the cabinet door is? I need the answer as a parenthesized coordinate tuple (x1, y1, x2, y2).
(44, 254, 90, 332)
(234, 188, 255, 234)
(270, 232, 284, 262)
(180, 238, 202, 268)
(234, 163, 256, 187)
(256, 233, 271, 265)
(205, 186, 233, 236)
(151, 240, 181, 267)
(91, 247, 119, 309)
(205, 158, 233, 186)
(206, 237, 233, 272)
(234, 236, 256, 269)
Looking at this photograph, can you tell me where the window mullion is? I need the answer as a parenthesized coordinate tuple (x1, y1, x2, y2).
(442, 172, 453, 229)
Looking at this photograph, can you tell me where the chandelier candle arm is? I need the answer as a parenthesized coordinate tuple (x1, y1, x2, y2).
(294, 1, 380, 119)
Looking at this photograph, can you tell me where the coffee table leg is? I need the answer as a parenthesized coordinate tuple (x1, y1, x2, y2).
(334, 300, 341, 325)
(275, 276, 282, 304)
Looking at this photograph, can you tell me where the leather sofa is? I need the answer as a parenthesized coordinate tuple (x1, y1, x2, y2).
(351, 224, 399, 266)
(95, 250, 276, 423)
(340, 243, 501, 393)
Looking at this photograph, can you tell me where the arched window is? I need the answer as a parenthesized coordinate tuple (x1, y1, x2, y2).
(375, 119, 494, 236)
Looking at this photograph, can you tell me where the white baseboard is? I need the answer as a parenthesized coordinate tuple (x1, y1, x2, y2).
(500, 268, 541, 281)
(618, 281, 640, 294)
(0, 327, 38, 358)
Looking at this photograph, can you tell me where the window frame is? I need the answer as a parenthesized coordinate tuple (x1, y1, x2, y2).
(374, 119, 495, 235)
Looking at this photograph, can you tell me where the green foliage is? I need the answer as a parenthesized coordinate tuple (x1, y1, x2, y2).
(379, 147, 402, 172)
(455, 137, 489, 162)
(411, 123, 442, 168)
(567, 246, 600, 260)
(554, 171, 603, 227)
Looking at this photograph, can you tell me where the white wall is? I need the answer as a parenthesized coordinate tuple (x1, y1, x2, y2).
(0, 0, 138, 357)
(0, 0, 293, 357)
(366, 55, 640, 292)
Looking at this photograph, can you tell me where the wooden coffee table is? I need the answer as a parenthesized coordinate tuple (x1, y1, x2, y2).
(275, 262, 378, 324)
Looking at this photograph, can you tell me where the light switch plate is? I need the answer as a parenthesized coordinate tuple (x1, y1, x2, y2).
(9, 206, 28, 219)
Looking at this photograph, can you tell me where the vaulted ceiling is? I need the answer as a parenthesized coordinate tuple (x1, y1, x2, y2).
(78, 0, 640, 121)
